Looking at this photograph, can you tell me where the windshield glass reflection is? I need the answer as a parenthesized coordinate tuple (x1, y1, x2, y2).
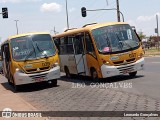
(92, 24, 139, 53)
(11, 34, 56, 61)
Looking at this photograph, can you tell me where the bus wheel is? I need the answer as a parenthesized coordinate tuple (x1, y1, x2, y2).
(13, 79, 20, 92)
(8, 73, 13, 85)
(64, 66, 71, 78)
(48, 79, 57, 87)
(129, 71, 137, 77)
(14, 84, 20, 92)
(52, 80, 57, 86)
(7, 78, 12, 85)
(91, 68, 98, 81)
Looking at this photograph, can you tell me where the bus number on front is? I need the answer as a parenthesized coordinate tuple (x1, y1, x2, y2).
(129, 53, 136, 58)
(42, 62, 50, 67)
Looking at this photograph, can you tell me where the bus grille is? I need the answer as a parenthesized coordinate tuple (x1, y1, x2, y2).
(113, 58, 135, 66)
(30, 73, 47, 80)
(117, 65, 135, 74)
(126, 58, 135, 63)
(26, 67, 50, 73)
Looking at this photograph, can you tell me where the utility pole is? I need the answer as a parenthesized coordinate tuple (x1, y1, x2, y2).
(156, 14, 159, 51)
(65, 0, 69, 29)
(14, 20, 19, 35)
(106, 0, 108, 6)
(53, 26, 58, 35)
(116, 0, 121, 22)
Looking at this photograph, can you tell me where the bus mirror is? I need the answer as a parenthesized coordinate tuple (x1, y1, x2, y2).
(131, 26, 141, 42)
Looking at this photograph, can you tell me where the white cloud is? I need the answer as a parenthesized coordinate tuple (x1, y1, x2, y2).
(0, 0, 41, 3)
(127, 20, 136, 27)
(126, 12, 160, 36)
(69, 8, 76, 13)
(40, 3, 62, 13)
(136, 12, 160, 22)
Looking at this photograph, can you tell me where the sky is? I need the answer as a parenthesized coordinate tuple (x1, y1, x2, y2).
(0, 0, 160, 42)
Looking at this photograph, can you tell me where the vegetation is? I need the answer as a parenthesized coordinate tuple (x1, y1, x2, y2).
(144, 47, 160, 56)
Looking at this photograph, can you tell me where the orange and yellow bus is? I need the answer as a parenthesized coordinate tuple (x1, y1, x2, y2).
(53, 22, 144, 80)
(1, 32, 60, 90)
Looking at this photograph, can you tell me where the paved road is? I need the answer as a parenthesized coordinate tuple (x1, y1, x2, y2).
(112, 56, 160, 100)
(0, 57, 160, 120)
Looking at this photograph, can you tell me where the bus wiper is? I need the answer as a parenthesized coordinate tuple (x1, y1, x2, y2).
(24, 50, 35, 61)
(115, 34, 133, 49)
(105, 34, 112, 52)
(24, 40, 36, 61)
(120, 40, 133, 49)
(35, 43, 48, 58)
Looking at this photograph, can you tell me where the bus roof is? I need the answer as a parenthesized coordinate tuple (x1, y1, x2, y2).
(54, 22, 128, 37)
(8, 32, 50, 40)
(1, 32, 50, 46)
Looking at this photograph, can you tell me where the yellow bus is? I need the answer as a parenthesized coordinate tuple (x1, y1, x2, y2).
(1, 32, 60, 90)
(53, 22, 144, 80)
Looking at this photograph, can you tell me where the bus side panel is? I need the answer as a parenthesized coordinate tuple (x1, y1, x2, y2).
(86, 54, 102, 78)
(59, 54, 77, 74)
(82, 54, 89, 76)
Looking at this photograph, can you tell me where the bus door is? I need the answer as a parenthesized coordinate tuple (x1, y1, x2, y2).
(85, 33, 100, 77)
(73, 33, 86, 75)
(2, 43, 10, 78)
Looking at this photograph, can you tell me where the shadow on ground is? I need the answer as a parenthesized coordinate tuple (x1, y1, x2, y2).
(1, 81, 59, 93)
(59, 74, 144, 86)
(1, 74, 144, 93)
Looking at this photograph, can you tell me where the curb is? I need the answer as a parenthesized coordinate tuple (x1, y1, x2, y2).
(0, 75, 49, 120)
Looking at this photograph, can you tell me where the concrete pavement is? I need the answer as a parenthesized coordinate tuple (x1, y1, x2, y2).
(0, 75, 48, 120)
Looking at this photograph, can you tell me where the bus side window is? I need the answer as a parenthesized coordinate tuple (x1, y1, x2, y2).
(59, 37, 67, 55)
(1, 46, 4, 61)
(74, 33, 84, 55)
(4, 44, 10, 62)
(54, 38, 60, 53)
(66, 36, 74, 54)
(85, 33, 95, 54)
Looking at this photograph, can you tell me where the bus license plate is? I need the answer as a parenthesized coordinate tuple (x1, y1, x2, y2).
(123, 70, 132, 74)
(35, 78, 44, 82)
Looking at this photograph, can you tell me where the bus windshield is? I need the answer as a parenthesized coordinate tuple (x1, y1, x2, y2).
(11, 34, 56, 61)
(92, 24, 140, 53)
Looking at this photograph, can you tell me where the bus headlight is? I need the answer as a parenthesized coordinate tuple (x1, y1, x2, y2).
(16, 68, 24, 73)
(138, 53, 143, 58)
(101, 59, 110, 65)
(51, 62, 59, 68)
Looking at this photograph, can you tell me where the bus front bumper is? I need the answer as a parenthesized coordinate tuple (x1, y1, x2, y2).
(101, 58, 145, 78)
(14, 66, 60, 85)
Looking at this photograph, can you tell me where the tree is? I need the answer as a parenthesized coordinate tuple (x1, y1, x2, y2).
(138, 32, 146, 40)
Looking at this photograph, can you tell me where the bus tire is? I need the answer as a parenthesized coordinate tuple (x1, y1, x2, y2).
(12, 78, 20, 91)
(14, 84, 20, 92)
(64, 66, 71, 78)
(51, 79, 57, 87)
(91, 68, 98, 81)
(7, 78, 12, 85)
(129, 71, 137, 77)
(8, 72, 13, 85)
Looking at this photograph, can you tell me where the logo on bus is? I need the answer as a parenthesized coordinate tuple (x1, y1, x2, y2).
(37, 68, 40, 71)
(123, 60, 127, 64)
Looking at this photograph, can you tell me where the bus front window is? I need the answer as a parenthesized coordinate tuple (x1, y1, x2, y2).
(92, 24, 140, 53)
(32, 34, 56, 58)
(11, 34, 56, 61)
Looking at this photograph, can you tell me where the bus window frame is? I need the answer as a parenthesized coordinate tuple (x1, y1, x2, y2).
(84, 32, 97, 59)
